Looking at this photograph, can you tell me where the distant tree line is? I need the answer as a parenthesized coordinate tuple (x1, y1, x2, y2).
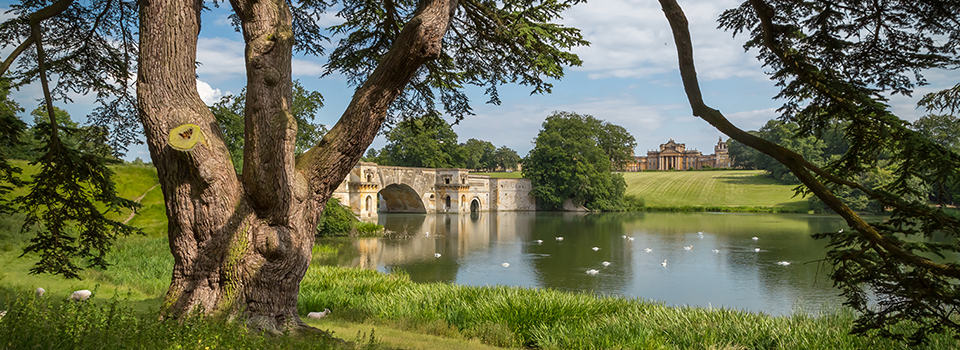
(362, 113, 521, 171)
(730, 112, 960, 213)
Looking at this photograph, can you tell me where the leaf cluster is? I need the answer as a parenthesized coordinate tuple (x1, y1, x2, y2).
(523, 111, 633, 211)
(719, 0, 960, 342)
(0, 0, 141, 156)
(325, 0, 588, 123)
(18, 121, 140, 279)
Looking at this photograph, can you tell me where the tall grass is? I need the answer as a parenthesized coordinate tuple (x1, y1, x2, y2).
(0, 289, 376, 349)
(298, 266, 959, 349)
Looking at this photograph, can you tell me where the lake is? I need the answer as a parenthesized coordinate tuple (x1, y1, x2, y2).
(318, 211, 850, 315)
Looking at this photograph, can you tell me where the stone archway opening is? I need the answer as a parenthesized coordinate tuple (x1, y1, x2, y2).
(378, 184, 427, 213)
(470, 198, 480, 213)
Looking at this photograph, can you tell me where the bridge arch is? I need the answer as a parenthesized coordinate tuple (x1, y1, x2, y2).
(378, 184, 427, 213)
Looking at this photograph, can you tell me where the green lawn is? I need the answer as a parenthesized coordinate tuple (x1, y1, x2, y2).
(621, 170, 809, 212)
(3, 163, 956, 349)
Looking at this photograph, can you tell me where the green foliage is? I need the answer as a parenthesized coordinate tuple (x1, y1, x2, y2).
(297, 266, 959, 350)
(718, 0, 960, 342)
(354, 222, 384, 237)
(523, 111, 633, 211)
(367, 115, 522, 171)
(491, 146, 521, 171)
(317, 198, 385, 238)
(0, 0, 141, 155)
(458, 138, 496, 170)
(210, 80, 328, 174)
(0, 80, 25, 215)
(0, 292, 351, 349)
(326, 0, 587, 121)
(318, 198, 358, 237)
(18, 124, 140, 278)
(374, 114, 461, 168)
(728, 120, 841, 184)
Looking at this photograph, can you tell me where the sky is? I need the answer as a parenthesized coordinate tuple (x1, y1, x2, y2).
(3, 0, 956, 161)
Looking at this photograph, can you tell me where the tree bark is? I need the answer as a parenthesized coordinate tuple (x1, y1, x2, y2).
(137, 0, 458, 332)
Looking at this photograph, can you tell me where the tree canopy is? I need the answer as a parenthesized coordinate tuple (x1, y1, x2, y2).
(0, 0, 587, 330)
(523, 111, 634, 211)
(365, 113, 521, 170)
(660, 0, 960, 342)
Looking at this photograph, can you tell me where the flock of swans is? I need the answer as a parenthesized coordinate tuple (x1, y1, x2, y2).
(430, 230, 793, 274)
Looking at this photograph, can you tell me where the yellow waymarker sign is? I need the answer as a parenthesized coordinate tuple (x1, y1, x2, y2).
(168, 124, 206, 151)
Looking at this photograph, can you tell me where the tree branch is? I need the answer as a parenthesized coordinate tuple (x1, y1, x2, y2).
(0, 37, 34, 77)
(296, 0, 459, 201)
(28, 0, 76, 143)
(657, 0, 960, 278)
(0, 0, 75, 78)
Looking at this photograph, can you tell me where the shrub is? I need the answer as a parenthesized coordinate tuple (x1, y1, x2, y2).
(318, 198, 357, 237)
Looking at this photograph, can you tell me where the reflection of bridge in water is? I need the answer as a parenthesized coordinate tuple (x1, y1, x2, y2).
(348, 212, 536, 274)
(332, 162, 536, 219)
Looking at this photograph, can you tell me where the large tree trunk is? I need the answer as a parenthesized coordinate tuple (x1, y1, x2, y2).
(137, 0, 457, 332)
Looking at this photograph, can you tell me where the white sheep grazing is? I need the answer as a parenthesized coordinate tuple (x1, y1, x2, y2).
(35, 287, 45, 298)
(307, 308, 331, 319)
(70, 290, 92, 301)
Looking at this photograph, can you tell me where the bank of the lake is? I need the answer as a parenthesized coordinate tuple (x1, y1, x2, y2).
(2, 163, 956, 349)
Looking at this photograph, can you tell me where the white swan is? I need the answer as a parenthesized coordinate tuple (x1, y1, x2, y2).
(535, 239, 543, 244)
(683, 245, 693, 251)
(643, 248, 652, 253)
(776, 261, 791, 266)
(592, 247, 600, 251)
(754, 248, 761, 253)
(661, 259, 668, 268)
(712, 249, 720, 254)
(751, 236, 759, 241)
(501, 262, 510, 268)
(585, 269, 599, 275)
(555, 237, 564, 241)
(601, 261, 611, 267)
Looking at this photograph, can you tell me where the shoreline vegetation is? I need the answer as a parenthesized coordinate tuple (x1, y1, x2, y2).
(2, 162, 955, 348)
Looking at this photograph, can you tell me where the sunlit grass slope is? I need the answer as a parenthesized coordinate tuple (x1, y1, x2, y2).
(621, 170, 809, 212)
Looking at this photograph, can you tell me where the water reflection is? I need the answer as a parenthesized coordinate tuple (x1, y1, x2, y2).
(320, 211, 851, 315)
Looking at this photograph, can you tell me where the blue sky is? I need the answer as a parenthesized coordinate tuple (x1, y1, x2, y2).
(4, 0, 954, 161)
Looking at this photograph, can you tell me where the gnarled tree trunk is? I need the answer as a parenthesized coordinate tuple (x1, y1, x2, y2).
(137, 0, 457, 332)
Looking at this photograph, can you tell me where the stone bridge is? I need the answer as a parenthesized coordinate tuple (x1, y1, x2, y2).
(332, 162, 536, 219)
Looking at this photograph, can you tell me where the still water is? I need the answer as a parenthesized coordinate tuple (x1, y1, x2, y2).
(320, 211, 850, 315)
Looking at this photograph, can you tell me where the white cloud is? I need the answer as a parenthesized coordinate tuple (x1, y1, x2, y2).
(562, 0, 763, 81)
(196, 37, 246, 77)
(196, 79, 224, 105)
(293, 58, 326, 76)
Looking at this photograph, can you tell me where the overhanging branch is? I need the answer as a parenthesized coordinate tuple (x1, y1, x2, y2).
(657, 0, 960, 278)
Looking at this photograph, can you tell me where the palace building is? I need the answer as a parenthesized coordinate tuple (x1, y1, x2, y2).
(621, 138, 731, 171)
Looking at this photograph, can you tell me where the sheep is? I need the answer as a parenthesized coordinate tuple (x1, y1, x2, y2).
(307, 308, 331, 319)
(0, 310, 6, 320)
(70, 290, 92, 301)
(35, 287, 45, 298)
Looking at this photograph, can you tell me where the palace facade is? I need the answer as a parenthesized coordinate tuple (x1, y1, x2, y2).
(621, 138, 731, 171)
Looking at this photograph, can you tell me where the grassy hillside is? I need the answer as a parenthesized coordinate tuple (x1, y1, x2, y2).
(621, 170, 809, 212)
